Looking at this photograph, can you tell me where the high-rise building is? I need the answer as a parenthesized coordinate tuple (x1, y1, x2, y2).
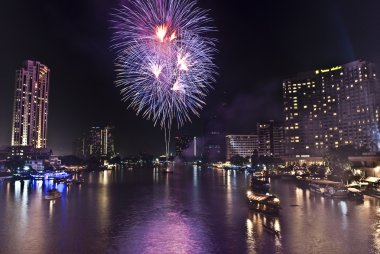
(257, 120, 285, 157)
(11, 60, 50, 148)
(283, 60, 380, 156)
(226, 135, 259, 160)
(75, 126, 115, 158)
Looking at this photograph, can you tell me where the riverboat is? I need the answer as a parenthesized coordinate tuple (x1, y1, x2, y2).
(324, 187, 348, 198)
(251, 177, 270, 192)
(44, 189, 62, 200)
(309, 180, 341, 195)
(347, 188, 364, 201)
(246, 191, 280, 214)
(30, 173, 45, 180)
(12, 173, 31, 181)
(309, 183, 326, 194)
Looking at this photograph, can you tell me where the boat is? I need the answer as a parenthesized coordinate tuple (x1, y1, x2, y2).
(44, 189, 62, 200)
(12, 173, 31, 181)
(30, 173, 45, 180)
(347, 188, 364, 201)
(54, 178, 67, 184)
(45, 171, 71, 180)
(309, 183, 327, 194)
(308, 179, 341, 195)
(251, 177, 270, 193)
(324, 186, 348, 198)
(246, 191, 280, 214)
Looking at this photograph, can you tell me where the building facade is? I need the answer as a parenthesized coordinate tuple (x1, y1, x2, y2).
(283, 60, 380, 156)
(226, 135, 259, 160)
(257, 120, 285, 157)
(75, 126, 115, 158)
(11, 60, 50, 148)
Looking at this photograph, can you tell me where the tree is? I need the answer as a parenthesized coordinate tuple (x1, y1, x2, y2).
(308, 164, 326, 178)
(324, 145, 358, 182)
(230, 155, 247, 166)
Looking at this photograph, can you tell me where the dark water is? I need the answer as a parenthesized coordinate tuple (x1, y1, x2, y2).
(0, 166, 380, 254)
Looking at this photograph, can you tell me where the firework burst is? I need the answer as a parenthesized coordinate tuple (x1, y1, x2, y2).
(111, 0, 217, 156)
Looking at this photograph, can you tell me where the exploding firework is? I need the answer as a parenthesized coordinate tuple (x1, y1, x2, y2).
(111, 0, 217, 156)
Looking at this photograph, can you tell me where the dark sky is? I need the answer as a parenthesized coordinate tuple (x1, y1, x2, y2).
(1, 0, 380, 156)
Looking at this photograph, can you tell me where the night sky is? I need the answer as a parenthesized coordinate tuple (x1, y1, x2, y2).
(1, 0, 380, 156)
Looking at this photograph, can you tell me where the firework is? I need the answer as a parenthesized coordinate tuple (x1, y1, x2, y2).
(111, 0, 217, 156)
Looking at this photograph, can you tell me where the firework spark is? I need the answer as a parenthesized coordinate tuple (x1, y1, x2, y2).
(111, 0, 217, 155)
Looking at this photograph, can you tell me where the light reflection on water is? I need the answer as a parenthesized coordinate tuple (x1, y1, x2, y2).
(0, 168, 380, 253)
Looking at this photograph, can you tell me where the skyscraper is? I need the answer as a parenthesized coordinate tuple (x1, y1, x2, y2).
(11, 60, 50, 148)
(75, 126, 115, 158)
(257, 120, 285, 157)
(283, 60, 380, 156)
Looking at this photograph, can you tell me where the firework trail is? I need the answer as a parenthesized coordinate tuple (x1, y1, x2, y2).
(111, 0, 217, 157)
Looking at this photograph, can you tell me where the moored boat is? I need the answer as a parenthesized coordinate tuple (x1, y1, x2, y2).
(347, 188, 364, 201)
(309, 183, 327, 194)
(308, 179, 341, 196)
(44, 189, 62, 200)
(12, 173, 31, 181)
(30, 173, 45, 180)
(246, 191, 280, 214)
(324, 186, 348, 198)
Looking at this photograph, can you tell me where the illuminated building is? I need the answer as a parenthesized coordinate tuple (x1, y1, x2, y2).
(283, 60, 380, 156)
(226, 135, 259, 160)
(11, 60, 50, 148)
(100, 126, 113, 156)
(75, 126, 115, 158)
(257, 120, 285, 157)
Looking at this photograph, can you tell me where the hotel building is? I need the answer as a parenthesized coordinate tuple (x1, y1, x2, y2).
(11, 60, 50, 148)
(283, 60, 380, 156)
(226, 135, 259, 160)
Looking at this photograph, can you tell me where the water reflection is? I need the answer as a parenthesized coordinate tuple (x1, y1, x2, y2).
(373, 208, 380, 253)
(1, 169, 380, 253)
(246, 211, 282, 254)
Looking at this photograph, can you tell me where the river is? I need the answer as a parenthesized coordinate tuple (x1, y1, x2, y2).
(0, 166, 379, 254)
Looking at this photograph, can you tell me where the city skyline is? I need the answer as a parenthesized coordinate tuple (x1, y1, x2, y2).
(2, 2, 380, 253)
(2, 1, 380, 155)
